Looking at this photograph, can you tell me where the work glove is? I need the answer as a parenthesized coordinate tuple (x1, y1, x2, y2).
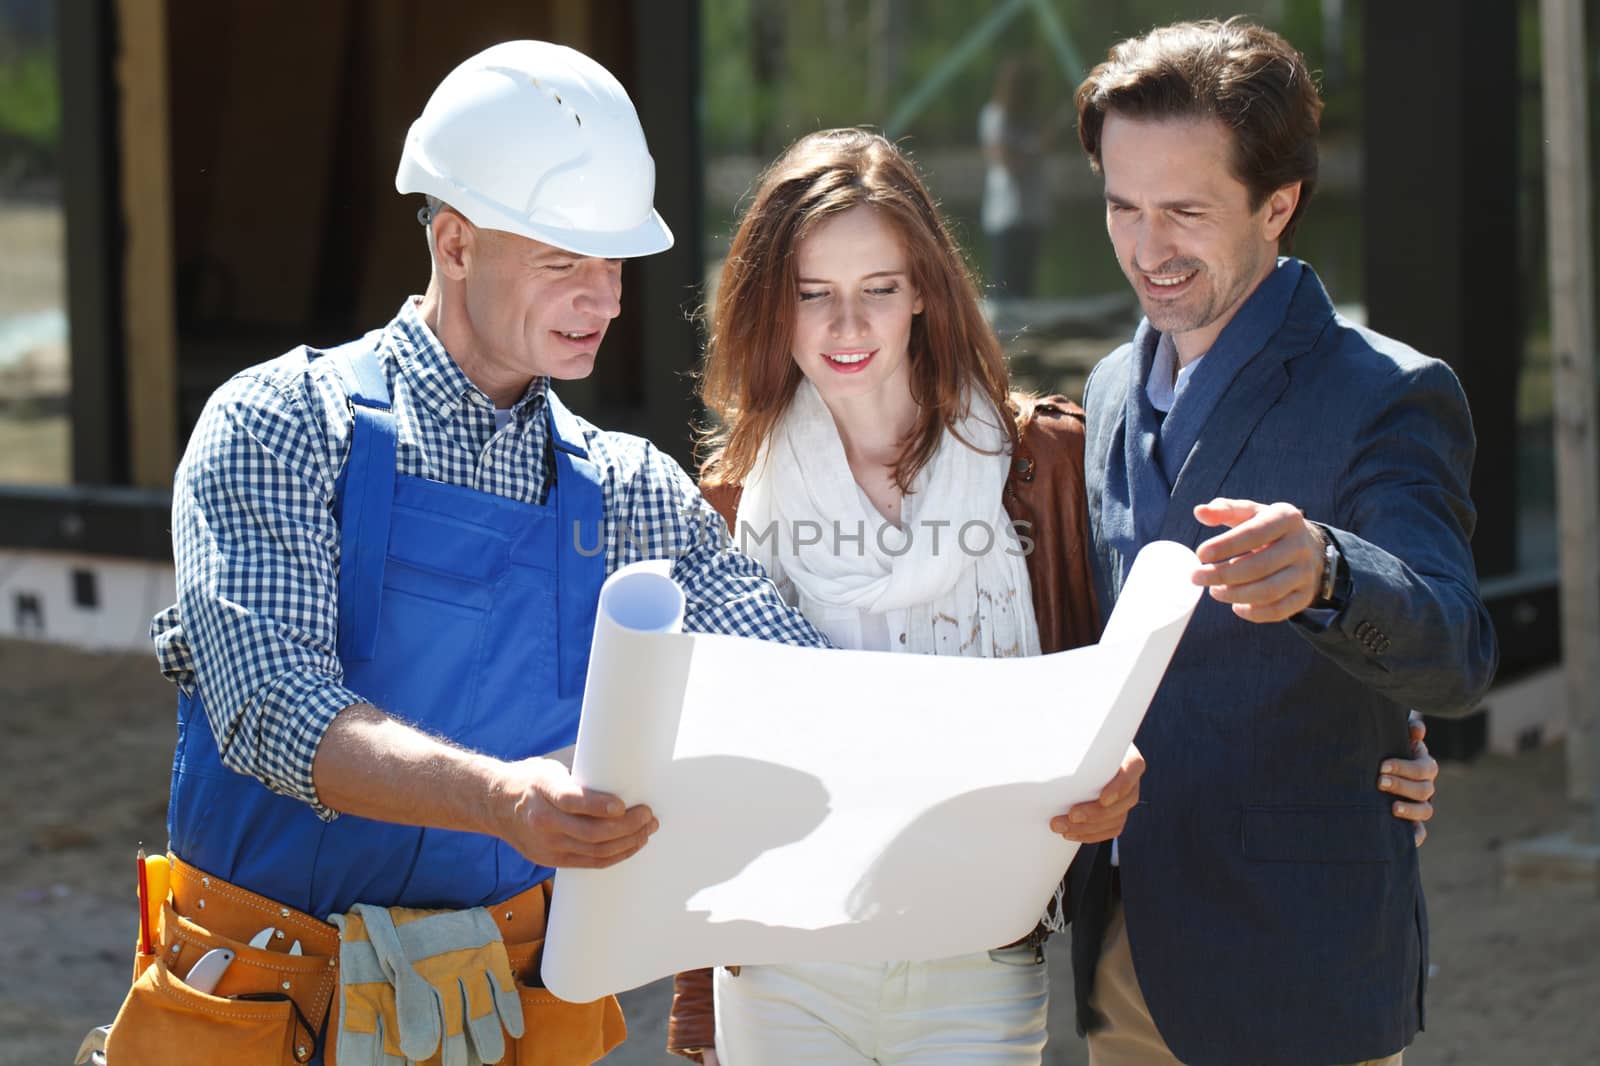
(333, 903, 524, 1066)
(330, 909, 408, 1066)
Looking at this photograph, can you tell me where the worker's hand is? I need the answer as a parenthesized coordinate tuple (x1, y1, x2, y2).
(1192, 499, 1325, 622)
(1380, 712, 1438, 847)
(1051, 744, 1144, 843)
(497, 757, 657, 868)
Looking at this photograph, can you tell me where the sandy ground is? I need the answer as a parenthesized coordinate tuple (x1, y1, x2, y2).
(1, 637, 1596, 1066)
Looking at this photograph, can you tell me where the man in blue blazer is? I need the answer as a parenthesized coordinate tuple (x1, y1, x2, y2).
(1066, 19, 1499, 1066)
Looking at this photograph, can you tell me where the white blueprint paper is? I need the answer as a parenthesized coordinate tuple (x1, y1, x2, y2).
(541, 542, 1201, 1002)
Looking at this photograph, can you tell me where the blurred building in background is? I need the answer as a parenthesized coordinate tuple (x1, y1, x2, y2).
(0, 0, 1581, 757)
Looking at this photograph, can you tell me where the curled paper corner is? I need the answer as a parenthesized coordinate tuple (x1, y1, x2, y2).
(597, 560, 685, 634)
(1132, 538, 1202, 574)
(1100, 540, 1204, 646)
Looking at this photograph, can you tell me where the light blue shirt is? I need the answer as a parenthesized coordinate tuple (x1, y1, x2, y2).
(1145, 332, 1204, 414)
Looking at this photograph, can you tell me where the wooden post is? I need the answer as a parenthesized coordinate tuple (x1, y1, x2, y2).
(1540, 0, 1600, 839)
(115, 0, 179, 489)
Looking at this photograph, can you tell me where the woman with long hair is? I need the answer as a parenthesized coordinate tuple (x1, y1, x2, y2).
(668, 128, 1437, 1065)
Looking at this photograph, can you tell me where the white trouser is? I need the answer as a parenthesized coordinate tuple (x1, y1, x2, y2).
(713, 945, 1049, 1065)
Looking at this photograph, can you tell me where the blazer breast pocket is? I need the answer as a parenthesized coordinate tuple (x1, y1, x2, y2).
(1241, 805, 1396, 864)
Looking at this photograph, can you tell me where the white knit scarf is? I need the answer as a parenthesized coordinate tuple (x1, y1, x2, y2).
(736, 379, 1040, 660)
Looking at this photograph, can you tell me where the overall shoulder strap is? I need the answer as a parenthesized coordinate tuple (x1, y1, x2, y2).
(324, 331, 394, 663)
(543, 388, 607, 699)
(328, 332, 392, 410)
(543, 387, 590, 458)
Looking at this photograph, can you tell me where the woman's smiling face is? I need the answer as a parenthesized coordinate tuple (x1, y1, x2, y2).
(789, 204, 924, 408)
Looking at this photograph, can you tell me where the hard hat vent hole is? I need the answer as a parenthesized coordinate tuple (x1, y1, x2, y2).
(574, 114, 582, 126)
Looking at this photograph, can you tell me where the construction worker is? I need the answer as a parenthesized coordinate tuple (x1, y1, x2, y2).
(104, 41, 832, 1066)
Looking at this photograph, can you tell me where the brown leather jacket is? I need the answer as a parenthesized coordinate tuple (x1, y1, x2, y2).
(667, 395, 1100, 1059)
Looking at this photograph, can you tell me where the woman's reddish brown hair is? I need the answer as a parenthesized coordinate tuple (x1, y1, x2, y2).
(698, 128, 1015, 491)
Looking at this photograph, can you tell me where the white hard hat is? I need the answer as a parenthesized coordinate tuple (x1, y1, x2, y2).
(396, 40, 673, 259)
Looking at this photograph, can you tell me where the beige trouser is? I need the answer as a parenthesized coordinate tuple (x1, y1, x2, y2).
(1085, 901, 1403, 1066)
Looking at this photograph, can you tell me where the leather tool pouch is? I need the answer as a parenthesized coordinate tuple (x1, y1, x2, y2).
(105, 860, 336, 1064)
(105, 861, 626, 1066)
(106, 898, 330, 1063)
(498, 880, 627, 1066)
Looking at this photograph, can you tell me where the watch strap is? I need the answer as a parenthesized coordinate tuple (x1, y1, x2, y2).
(1311, 523, 1345, 609)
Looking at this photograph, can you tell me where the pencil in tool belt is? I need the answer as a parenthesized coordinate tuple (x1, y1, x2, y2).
(135, 846, 152, 956)
(143, 852, 170, 948)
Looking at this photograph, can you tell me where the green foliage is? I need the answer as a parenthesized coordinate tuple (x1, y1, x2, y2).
(0, 48, 60, 149)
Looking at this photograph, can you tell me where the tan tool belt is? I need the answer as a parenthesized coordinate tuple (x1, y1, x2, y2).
(104, 855, 626, 1066)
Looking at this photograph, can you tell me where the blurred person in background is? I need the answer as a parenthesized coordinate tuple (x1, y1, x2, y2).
(980, 56, 1055, 301)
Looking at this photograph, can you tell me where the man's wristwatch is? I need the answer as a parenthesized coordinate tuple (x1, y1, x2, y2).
(1310, 523, 1347, 610)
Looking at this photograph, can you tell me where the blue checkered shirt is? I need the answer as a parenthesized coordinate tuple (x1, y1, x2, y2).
(152, 299, 827, 816)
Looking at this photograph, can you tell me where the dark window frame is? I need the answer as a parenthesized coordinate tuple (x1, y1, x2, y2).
(0, 2, 172, 560)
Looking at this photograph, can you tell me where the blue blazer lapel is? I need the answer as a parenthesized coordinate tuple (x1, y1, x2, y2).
(1123, 320, 1166, 494)
(1087, 386, 1127, 618)
(1158, 355, 1292, 546)
(1098, 323, 1168, 595)
(1158, 269, 1338, 546)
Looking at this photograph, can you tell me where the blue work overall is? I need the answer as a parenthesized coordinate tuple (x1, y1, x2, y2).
(167, 337, 606, 922)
